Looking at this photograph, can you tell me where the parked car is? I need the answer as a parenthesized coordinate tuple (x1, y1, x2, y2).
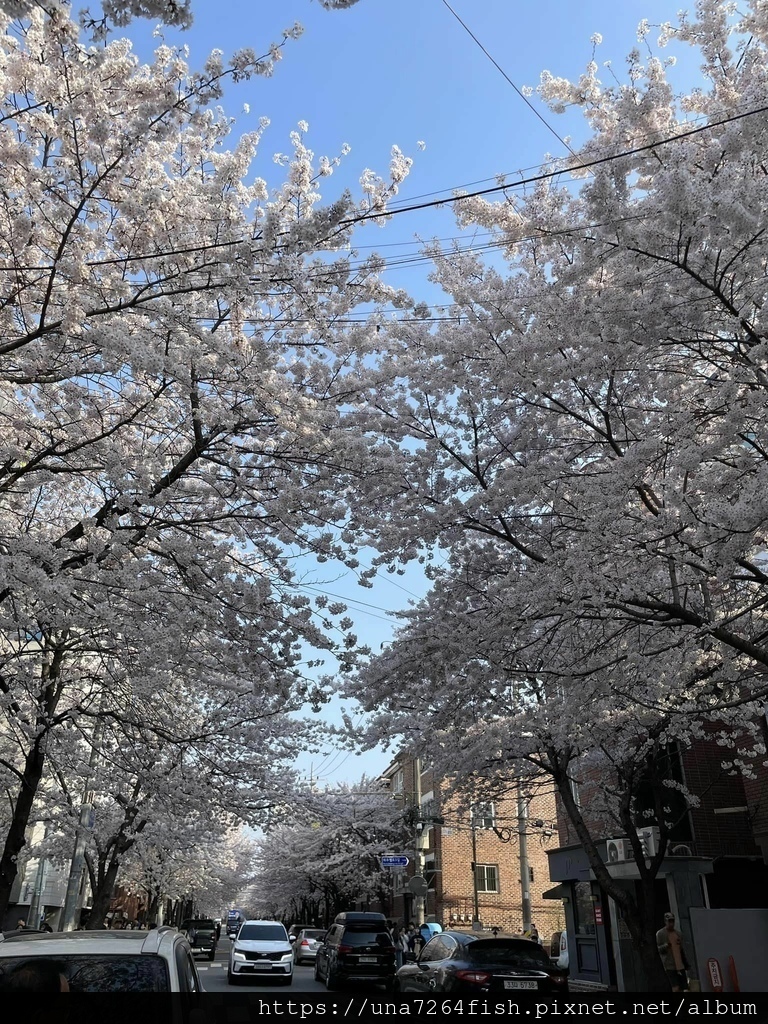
(180, 918, 217, 961)
(228, 920, 292, 986)
(287, 922, 312, 943)
(394, 931, 569, 994)
(314, 911, 396, 990)
(0, 927, 203, 993)
(293, 928, 326, 965)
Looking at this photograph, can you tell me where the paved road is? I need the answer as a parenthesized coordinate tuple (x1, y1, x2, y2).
(199, 946, 326, 992)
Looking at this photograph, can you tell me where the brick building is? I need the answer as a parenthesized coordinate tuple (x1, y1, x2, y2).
(546, 727, 768, 991)
(378, 755, 564, 945)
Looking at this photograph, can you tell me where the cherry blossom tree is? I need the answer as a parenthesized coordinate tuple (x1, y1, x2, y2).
(337, 0, 768, 990)
(118, 822, 258, 923)
(0, 3, 412, 918)
(247, 779, 408, 924)
(0, 0, 362, 34)
(0, 0, 192, 30)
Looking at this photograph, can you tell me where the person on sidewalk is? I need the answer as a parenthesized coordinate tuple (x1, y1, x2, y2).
(656, 912, 690, 992)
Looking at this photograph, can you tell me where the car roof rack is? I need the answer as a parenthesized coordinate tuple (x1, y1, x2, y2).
(334, 911, 387, 924)
(140, 925, 176, 954)
(0, 929, 48, 943)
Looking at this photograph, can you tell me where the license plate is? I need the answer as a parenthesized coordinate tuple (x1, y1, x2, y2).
(504, 981, 538, 990)
(358, 956, 377, 963)
(253, 962, 271, 970)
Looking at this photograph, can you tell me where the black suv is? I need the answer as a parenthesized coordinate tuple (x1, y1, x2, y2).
(314, 912, 396, 990)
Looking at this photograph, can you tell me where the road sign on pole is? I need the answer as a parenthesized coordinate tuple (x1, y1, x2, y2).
(381, 855, 409, 869)
(408, 875, 429, 896)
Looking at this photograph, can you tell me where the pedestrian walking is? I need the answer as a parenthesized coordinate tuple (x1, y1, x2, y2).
(398, 927, 410, 966)
(391, 922, 404, 969)
(656, 912, 690, 992)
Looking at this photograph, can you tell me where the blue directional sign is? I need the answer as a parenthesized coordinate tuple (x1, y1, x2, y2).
(381, 855, 409, 868)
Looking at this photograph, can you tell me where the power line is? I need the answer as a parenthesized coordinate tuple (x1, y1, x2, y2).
(296, 584, 403, 625)
(6, 102, 765, 276)
(438, 0, 577, 157)
(340, 102, 768, 226)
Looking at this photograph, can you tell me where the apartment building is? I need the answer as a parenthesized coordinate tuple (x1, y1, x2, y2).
(378, 755, 564, 945)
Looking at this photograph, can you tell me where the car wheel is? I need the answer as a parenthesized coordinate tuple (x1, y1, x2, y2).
(227, 968, 236, 985)
(325, 962, 338, 991)
(209, 949, 216, 962)
(314, 958, 322, 981)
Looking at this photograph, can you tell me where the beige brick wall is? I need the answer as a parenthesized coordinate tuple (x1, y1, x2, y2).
(427, 779, 565, 945)
(379, 755, 566, 946)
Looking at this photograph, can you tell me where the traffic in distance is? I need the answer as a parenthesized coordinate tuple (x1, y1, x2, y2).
(0, 912, 568, 992)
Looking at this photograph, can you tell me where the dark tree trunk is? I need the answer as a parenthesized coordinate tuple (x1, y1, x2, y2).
(0, 739, 47, 920)
(86, 851, 122, 928)
(0, 640, 67, 920)
(147, 888, 160, 924)
(550, 752, 672, 992)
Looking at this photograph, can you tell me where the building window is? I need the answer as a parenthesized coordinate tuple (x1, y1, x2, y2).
(391, 771, 404, 795)
(568, 775, 581, 808)
(471, 802, 495, 829)
(573, 880, 596, 936)
(475, 864, 499, 893)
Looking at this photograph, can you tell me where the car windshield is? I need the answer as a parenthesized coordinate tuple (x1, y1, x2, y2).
(237, 925, 286, 942)
(343, 929, 393, 947)
(466, 940, 552, 968)
(0, 954, 170, 992)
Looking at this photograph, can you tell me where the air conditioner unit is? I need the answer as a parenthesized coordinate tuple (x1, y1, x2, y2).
(606, 838, 630, 863)
(637, 826, 660, 858)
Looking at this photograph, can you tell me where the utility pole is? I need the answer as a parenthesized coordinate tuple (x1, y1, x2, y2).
(413, 756, 425, 926)
(518, 781, 532, 934)
(471, 820, 480, 925)
(61, 716, 104, 931)
(27, 841, 48, 930)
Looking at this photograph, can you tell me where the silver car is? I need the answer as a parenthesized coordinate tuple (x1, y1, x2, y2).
(293, 928, 326, 965)
(0, 927, 203, 993)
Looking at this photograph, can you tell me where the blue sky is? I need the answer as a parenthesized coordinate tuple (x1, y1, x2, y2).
(125, 0, 703, 784)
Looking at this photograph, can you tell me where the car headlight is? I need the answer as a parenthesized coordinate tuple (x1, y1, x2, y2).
(281, 952, 293, 961)
(233, 951, 246, 960)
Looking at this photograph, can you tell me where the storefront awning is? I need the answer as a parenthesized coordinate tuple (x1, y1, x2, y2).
(542, 883, 569, 900)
